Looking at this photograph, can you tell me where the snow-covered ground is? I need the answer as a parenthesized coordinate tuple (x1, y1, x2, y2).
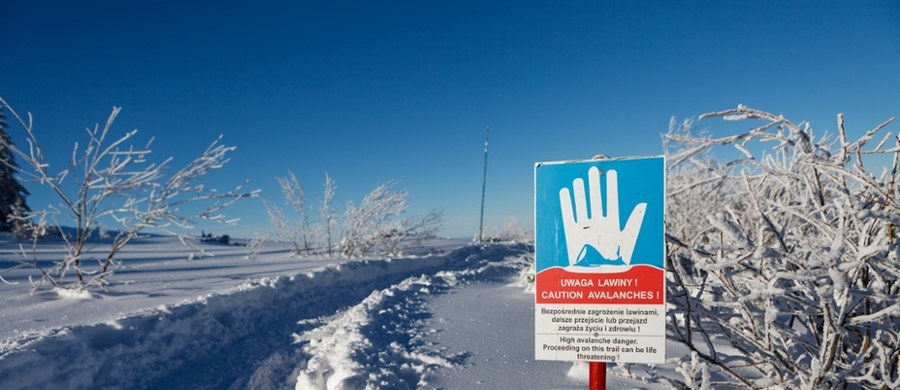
(0, 233, 680, 389)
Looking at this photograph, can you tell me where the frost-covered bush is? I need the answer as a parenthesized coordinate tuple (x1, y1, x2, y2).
(265, 173, 442, 258)
(264, 171, 315, 256)
(339, 182, 442, 257)
(0, 98, 258, 289)
(665, 106, 900, 389)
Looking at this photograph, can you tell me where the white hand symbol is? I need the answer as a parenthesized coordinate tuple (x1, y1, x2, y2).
(558, 167, 647, 266)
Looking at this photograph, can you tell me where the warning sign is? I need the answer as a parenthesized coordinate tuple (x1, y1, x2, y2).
(534, 156, 665, 364)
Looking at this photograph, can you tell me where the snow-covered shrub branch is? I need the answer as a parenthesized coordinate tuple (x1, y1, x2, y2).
(665, 105, 899, 389)
(0, 98, 259, 289)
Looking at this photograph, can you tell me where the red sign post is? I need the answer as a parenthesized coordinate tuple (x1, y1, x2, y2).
(589, 361, 606, 390)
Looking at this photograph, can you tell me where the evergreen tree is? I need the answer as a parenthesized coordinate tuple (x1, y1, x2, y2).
(0, 106, 31, 231)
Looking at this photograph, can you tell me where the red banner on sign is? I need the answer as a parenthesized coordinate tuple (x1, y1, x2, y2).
(535, 265, 664, 304)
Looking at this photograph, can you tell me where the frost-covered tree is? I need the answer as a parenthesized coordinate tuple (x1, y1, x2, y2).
(318, 173, 338, 257)
(0, 105, 30, 232)
(662, 105, 900, 389)
(339, 182, 409, 257)
(340, 182, 443, 257)
(385, 207, 443, 255)
(0, 98, 258, 289)
(264, 171, 314, 256)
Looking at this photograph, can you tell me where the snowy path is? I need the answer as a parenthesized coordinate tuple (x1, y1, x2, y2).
(291, 244, 668, 390)
(423, 273, 582, 389)
(292, 244, 533, 389)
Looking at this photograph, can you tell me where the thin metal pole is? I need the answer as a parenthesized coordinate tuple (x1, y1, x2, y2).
(589, 362, 606, 390)
(477, 127, 489, 242)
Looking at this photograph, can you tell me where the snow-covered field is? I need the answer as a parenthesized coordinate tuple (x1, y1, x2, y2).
(0, 233, 682, 389)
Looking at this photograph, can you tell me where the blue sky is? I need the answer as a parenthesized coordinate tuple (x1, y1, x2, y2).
(2, 1, 899, 238)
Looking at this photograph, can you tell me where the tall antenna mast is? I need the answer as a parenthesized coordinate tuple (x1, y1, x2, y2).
(478, 126, 489, 242)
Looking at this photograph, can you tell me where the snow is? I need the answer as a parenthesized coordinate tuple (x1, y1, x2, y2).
(0, 233, 670, 389)
(423, 273, 583, 389)
(0, 232, 688, 389)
